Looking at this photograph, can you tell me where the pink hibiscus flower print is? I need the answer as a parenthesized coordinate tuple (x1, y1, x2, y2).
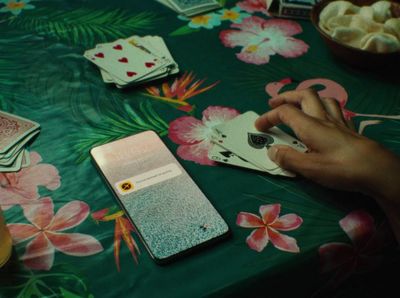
(0, 151, 61, 210)
(7, 197, 103, 270)
(237, 0, 269, 16)
(237, 204, 303, 253)
(168, 106, 239, 165)
(220, 16, 309, 65)
(318, 210, 384, 286)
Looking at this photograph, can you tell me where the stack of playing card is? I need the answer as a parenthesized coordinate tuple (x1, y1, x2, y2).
(0, 111, 40, 172)
(208, 111, 308, 177)
(157, 0, 221, 16)
(84, 35, 179, 88)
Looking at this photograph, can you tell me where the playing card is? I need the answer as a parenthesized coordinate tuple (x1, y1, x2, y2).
(209, 142, 296, 177)
(84, 39, 165, 84)
(21, 149, 30, 168)
(211, 111, 307, 172)
(125, 36, 178, 81)
(157, 0, 177, 11)
(0, 148, 25, 172)
(0, 129, 40, 165)
(0, 111, 40, 154)
(208, 144, 263, 171)
(167, 0, 220, 16)
(142, 36, 179, 74)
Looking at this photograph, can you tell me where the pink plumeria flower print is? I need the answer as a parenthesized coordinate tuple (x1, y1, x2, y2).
(237, 204, 303, 253)
(168, 106, 239, 165)
(319, 210, 383, 284)
(7, 197, 103, 270)
(220, 16, 309, 65)
(0, 151, 61, 210)
(237, 0, 269, 16)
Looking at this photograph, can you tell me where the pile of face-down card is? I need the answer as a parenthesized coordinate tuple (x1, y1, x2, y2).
(157, 0, 221, 16)
(84, 35, 179, 88)
(208, 111, 308, 177)
(0, 111, 40, 172)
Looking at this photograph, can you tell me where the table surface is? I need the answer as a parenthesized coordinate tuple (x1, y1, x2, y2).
(1, 0, 400, 297)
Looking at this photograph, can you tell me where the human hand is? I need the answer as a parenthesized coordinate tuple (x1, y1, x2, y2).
(255, 89, 400, 201)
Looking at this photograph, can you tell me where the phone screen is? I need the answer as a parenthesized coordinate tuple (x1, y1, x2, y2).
(90, 131, 229, 263)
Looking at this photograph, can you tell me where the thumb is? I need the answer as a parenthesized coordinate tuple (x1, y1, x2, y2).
(268, 145, 313, 174)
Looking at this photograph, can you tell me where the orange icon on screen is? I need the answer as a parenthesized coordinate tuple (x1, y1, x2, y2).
(119, 181, 133, 192)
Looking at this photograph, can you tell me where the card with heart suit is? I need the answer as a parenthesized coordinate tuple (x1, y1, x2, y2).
(84, 39, 166, 83)
(84, 36, 179, 88)
(209, 111, 307, 177)
(100, 36, 178, 86)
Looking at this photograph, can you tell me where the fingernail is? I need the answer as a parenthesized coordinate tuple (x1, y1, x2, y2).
(268, 146, 278, 162)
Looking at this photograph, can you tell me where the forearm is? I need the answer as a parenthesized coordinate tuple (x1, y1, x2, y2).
(363, 147, 400, 244)
(377, 199, 400, 245)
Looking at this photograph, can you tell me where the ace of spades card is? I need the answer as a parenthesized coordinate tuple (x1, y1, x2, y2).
(210, 111, 307, 176)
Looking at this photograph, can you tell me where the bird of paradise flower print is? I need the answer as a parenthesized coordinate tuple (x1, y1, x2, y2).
(144, 71, 220, 112)
(92, 208, 140, 271)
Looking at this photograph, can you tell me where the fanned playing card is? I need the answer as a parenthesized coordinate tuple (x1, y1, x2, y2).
(208, 144, 262, 171)
(86, 35, 179, 88)
(84, 39, 166, 84)
(211, 111, 307, 174)
(0, 110, 39, 172)
(0, 111, 40, 154)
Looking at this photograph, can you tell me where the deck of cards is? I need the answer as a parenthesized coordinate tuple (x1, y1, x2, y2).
(84, 35, 179, 88)
(209, 111, 308, 177)
(0, 111, 40, 172)
(157, 0, 221, 16)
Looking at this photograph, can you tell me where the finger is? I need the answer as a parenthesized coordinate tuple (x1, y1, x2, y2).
(267, 145, 319, 175)
(255, 104, 322, 142)
(269, 88, 327, 120)
(321, 97, 346, 125)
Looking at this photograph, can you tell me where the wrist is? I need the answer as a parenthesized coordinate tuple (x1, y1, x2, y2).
(361, 143, 400, 204)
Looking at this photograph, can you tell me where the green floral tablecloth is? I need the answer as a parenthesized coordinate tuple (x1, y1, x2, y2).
(1, 0, 400, 297)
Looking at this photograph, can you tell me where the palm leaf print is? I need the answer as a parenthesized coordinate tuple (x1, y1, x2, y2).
(6, 8, 161, 46)
(73, 100, 169, 163)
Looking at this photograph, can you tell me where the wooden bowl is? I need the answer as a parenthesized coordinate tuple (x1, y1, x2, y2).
(310, 0, 400, 69)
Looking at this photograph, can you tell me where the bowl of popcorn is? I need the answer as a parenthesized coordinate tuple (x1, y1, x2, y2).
(311, 0, 400, 68)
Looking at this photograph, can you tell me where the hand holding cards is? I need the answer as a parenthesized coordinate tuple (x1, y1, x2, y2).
(84, 35, 179, 88)
(208, 111, 307, 177)
(0, 111, 40, 172)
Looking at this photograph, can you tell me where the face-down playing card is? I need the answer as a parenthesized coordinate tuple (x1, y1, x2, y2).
(0, 111, 40, 154)
(211, 111, 307, 173)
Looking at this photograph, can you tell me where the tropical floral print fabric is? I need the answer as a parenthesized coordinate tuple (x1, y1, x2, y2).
(0, 151, 60, 211)
(8, 197, 103, 270)
(168, 106, 239, 165)
(0, 0, 35, 16)
(237, 204, 303, 253)
(237, 0, 269, 15)
(220, 16, 309, 65)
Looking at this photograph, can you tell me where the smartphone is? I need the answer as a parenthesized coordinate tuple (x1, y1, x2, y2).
(90, 131, 230, 264)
